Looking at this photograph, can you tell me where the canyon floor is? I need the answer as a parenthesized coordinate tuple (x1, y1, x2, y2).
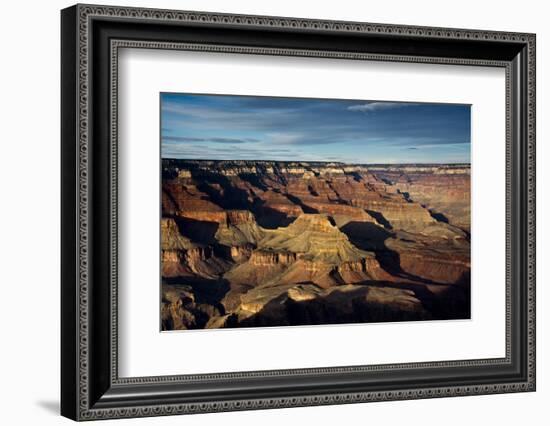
(161, 159, 471, 330)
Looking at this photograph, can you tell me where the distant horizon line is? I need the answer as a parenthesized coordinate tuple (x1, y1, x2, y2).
(162, 157, 471, 166)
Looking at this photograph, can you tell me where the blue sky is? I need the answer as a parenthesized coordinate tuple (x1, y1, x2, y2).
(161, 93, 471, 164)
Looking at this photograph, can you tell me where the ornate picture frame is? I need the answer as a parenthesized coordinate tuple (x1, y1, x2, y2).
(61, 4, 535, 421)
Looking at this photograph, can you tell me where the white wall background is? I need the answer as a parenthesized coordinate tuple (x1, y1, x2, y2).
(0, 0, 546, 424)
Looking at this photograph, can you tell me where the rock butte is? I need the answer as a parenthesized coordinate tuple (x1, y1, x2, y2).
(161, 159, 471, 330)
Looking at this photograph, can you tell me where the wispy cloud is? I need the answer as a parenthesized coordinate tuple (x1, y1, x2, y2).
(163, 135, 260, 144)
(347, 102, 411, 113)
(162, 142, 297, 161)
(265, 132, 305, 145)
(162, 102, 298, 130)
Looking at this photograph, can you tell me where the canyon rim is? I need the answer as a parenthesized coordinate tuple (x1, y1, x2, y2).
(160, 93, 471, 331)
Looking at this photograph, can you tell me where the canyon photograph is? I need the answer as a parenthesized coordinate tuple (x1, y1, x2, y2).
(160, 93, 471, 331)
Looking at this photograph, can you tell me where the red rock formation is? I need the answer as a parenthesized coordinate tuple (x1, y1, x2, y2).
(249, 250, 297, 266)
(162, 181, 223, 216)
(369, 165, 471, 232)
(226, 210, 256, 225)
(255, 189, 304, 217)
(230, 245, 253, 263)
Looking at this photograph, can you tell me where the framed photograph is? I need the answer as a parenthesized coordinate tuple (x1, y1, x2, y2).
(61, 4, 536, 421)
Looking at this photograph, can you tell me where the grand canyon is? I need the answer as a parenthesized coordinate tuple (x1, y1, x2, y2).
(160, 159, 471, 330)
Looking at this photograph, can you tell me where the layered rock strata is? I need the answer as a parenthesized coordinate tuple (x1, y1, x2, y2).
(161, 160, 471, 329)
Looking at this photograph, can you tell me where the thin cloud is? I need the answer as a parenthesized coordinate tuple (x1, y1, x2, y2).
(162, 102, 298, 130)
(163, 136, 260, 144)
(347, 102, 411, 113)
(162, 142, 295, 160)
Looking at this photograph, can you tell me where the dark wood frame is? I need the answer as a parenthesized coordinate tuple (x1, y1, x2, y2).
(61, 4, 536, 421)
